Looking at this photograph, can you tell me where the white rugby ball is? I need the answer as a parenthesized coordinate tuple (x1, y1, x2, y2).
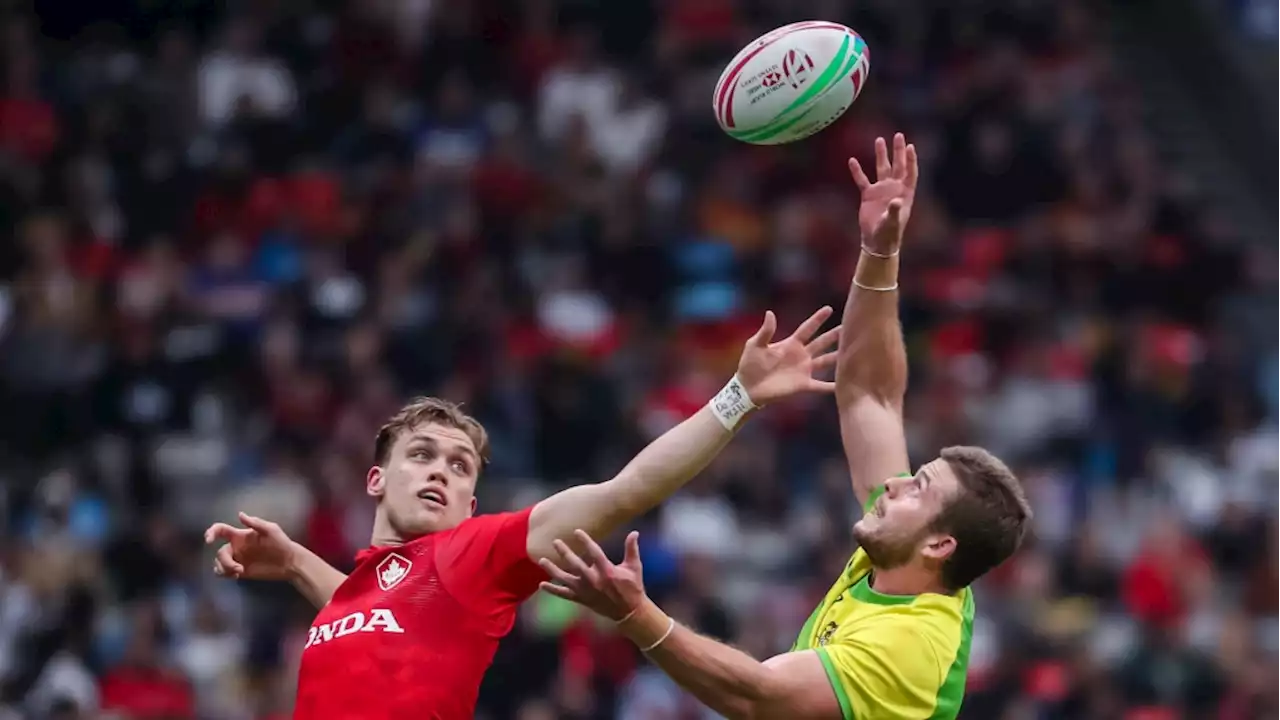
(713, 21, 870, 145)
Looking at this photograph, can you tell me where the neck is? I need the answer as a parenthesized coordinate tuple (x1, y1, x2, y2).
(869, 564, 950, 597)
(369, 513, 405, 548)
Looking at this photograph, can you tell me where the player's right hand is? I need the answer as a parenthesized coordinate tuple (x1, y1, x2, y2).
(848, 132, 918, 256)
(205, 512, 299, 581)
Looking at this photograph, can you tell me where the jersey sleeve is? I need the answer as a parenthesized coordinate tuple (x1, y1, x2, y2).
(437, 508, 547, 608)
(815, 618, 949, 720)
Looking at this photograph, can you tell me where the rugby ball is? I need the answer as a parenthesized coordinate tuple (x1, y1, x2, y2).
(713, 21, 870, 145)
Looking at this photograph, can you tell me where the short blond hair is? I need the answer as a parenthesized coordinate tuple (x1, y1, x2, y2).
(373, 397, 490, 467)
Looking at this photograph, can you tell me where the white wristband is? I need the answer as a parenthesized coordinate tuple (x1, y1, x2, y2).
(640, 616, 677, 653)
(709, 374, 757, 431)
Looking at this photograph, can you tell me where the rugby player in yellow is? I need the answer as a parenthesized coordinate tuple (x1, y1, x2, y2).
(539, 134, 1033, 720)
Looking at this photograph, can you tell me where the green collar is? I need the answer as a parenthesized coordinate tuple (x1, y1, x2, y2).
(850, 572, 919, 606)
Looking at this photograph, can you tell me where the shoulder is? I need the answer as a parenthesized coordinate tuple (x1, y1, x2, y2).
(439, 508, 535, 551)
(829, 596, 973, 676)
(845, 612, 948, 667)
(871, 593, 972, 658)
(435, 507, 546, 606)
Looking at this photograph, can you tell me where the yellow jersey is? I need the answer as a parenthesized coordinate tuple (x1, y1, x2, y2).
(792, 486, 975, 720)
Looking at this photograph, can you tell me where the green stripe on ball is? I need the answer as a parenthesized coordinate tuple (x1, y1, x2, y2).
(727, 35, 863, 144)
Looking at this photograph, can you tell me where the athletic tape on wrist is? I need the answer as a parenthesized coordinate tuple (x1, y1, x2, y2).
(709, 374, 757, 431)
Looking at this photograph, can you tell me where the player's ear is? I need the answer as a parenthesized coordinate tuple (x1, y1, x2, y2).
(366, 466, 386, 499)
(467, 496, 477, 517)
(920, 533, 956, 562)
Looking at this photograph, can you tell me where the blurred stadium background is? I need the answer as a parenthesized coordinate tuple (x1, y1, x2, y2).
(0, 0, 1275, 718)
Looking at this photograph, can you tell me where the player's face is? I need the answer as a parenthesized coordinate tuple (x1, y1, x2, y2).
(367, 422, 480, 539)
(852, 459, 960, 570)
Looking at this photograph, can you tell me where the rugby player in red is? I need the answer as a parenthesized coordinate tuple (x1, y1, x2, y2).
(206, 306, 840, 719)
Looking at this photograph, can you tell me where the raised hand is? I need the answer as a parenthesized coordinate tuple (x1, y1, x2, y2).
(735, 305, 840, 405)
(848, 132, 919, 256)
(205, 512, 299, 581)
(539, 529, 647, 622)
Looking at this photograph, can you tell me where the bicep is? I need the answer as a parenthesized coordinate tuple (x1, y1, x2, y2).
(526, 484, 633, 563)
(755, 651, 846, 720)
(837, 397, 910, 508)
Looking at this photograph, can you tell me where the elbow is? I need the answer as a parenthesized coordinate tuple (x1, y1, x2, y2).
(833, 347, 867, 392)
(598, 473, 654, 518)
(725, 668, 790, 720)
(833, 365, 867, 405)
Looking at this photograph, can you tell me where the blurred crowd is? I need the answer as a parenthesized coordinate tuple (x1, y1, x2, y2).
(1231, 0, 1278, 39)
(0, 0, 1275, 719)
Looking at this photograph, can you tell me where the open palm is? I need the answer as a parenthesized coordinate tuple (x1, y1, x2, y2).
(848, 133, 919, 255)
(736, 306, 840, 405)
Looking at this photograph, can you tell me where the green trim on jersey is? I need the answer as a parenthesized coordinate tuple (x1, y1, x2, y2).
(792, 604, 823, 652)
(928, 588, 975, 720)
(849, 573, 916, 606)
(815, 647, 856, 720)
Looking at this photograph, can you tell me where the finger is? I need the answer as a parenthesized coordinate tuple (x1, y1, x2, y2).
(537, 557, 581, 586)
(847, 157, 871, 190)
(892, 133, 907, 180)
(623, 531, 642, 568)
(752, 310, 777, 347)
(238, 512, 277, 536)
(539, 581, 579, 601)
(204, 523, 245, 544)
(552, 539, 594, 579)
(215, 546, 244, 577)
(573, 529, 613, 570)
(791, 306, 833, 344)
(874, 136, 890, 180)
(805, 325, 840, 355)
(808, 379, 838, 393)
(905, 144, 919, 190)
(813, 350, 839, 370)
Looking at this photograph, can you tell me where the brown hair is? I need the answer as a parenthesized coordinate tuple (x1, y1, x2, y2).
(933, 446, 1032, 590)
(373, 397, 491, 467)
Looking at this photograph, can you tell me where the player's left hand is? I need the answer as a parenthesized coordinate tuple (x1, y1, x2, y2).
(848, 132, 919, 257)
(736, 305, 840, 405)
(538, 529, 646, 623)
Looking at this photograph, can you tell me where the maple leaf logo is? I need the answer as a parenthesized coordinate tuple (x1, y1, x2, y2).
(376, 553, 412, 591)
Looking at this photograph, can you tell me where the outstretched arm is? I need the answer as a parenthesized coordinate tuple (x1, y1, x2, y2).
(619, 600, 840, 719)
(836, 134, 918, 507)
(526, 307, 839, 563)
(540, 530, 841, 720)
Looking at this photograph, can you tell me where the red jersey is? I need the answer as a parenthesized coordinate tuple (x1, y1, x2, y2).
(294, 508, 546, 720)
